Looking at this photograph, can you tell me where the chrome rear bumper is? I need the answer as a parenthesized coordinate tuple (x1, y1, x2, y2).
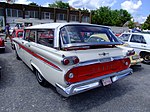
(0, 46, 5, 49)
(56, 68, 133, 97)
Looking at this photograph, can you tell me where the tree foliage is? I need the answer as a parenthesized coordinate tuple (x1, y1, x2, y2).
(142, 15, 150, 30)
(48, 1, 70, 9)
(28, 2, 39, 6)
(91, 7, 132, 26)
(128, 20, 135, 29)
(78, 8, 90, 13)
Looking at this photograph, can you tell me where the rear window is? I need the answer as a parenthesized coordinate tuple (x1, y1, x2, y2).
(60, 25, 120, 45)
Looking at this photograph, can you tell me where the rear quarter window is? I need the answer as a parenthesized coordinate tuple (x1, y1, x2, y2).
(37, 29, 54, 47)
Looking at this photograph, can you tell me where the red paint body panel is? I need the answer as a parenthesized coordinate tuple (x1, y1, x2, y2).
(65, 58, 130, 83)
(11, 29, 24, 38)
(0, 37, 4, 47)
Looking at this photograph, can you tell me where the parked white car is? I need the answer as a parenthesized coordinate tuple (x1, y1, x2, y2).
(13, 23, 133, 97)
(119, 33, 150, 64)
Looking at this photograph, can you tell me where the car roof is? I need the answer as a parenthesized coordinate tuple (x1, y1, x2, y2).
(121, 32, 149, 35)
(25, 23, 109, 30)
(15, 29, 24, 32)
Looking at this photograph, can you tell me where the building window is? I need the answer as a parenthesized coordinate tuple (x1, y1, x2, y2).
(18, 10, 23, 17)
(0, 8, 4, 16)
(41, 12, 53, 19)
(70, 15, 79, 21)
(45, 12, 50, 19)
(6, 9, 11, 17)
(12, 9, 17, 17)
(41, 12, 44, 19)
(50, 13, 54, 19)
(30, 11, 35, 18)
(82, 16, 89, 22)
(57, 13, 66, 20)
(35, 11, 39, 18)
(25, 11, 30, 18)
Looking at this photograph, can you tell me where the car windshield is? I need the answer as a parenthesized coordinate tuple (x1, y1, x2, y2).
(60, 25, 120, 46)
(18, 31, 23, 37)
(119, 34, 130, 42)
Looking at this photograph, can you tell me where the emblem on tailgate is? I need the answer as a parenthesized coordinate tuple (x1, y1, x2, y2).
(99, 52, 109, 56)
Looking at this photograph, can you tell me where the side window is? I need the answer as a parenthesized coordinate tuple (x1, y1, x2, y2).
(24, 30, 30, 40)
(29, 30, 36, 42)
(37, 29, 54, 47)
(120, 34, 130, 42)
(130, 35, 146, 44)
(24, 30, 36, 42)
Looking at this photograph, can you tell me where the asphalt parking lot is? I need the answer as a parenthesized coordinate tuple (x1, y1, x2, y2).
(0, 41, 150, 112)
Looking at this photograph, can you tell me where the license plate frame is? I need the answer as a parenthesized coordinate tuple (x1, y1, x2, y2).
(101, 77, 112, 86)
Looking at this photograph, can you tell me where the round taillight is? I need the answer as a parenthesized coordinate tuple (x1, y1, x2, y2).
(73, 57, 79, 64)
(63, 58, 70, 65)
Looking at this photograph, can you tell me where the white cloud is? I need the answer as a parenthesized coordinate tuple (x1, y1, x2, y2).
(134, 16, 147, 23)
(68, 0, 117, 10)
(42, 2, 49, 7)
(121, 0, 142, 14)
(15, 0, 32, 4)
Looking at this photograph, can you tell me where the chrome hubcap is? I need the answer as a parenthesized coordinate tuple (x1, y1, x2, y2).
(37, 71, 43, 82)
(144, 55, 150, 63)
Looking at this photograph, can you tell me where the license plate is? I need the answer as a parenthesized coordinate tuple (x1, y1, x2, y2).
(101, 77, 112, 86)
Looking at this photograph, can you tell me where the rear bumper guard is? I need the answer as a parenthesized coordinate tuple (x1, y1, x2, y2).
(56, 68, 133, 97)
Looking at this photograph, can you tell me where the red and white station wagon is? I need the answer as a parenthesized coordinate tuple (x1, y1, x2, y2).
(13, 23, 133, 97)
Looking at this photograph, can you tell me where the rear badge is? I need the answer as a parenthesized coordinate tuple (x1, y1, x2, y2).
(99, 52, 109, 56)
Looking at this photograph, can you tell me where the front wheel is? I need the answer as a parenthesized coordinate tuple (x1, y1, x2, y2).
(15, 50, 21, 60)
(35, 69, 50, 87)
(143, 53, 150, 64)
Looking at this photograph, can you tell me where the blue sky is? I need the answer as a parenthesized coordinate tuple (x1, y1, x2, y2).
(2, 0, 150, 23)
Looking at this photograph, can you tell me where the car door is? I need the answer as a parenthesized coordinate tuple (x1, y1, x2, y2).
(128, 34, 148, 54)
(22, 30, 36, 68)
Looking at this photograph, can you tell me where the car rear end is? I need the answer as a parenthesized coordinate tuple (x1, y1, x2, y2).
(0, 37, 5, 52)
(56, 55, 132, 97)
(55, 24, 133, 97)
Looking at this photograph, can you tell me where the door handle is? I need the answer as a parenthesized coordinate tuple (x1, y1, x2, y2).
(26, 43, 30, 47)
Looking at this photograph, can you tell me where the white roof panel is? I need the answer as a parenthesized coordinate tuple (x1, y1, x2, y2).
(25, 22, 109, 29)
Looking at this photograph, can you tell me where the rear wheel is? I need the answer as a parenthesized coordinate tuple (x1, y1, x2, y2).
(1, 48, 5, 53)
(143, 53, 150, 64)
(35, 69, 50, 87)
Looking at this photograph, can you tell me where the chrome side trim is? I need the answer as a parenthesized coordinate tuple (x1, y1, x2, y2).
(56, 68, 133, 97)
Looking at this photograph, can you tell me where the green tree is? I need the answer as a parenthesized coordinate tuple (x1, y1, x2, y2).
(78, 8, 90, 13)
(48, 1, 70, 9)
(128, 20, 135, 29)
(142, 15, 150, 30)
(91, 7, 131, 26)
(28, 2, 39, 6)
